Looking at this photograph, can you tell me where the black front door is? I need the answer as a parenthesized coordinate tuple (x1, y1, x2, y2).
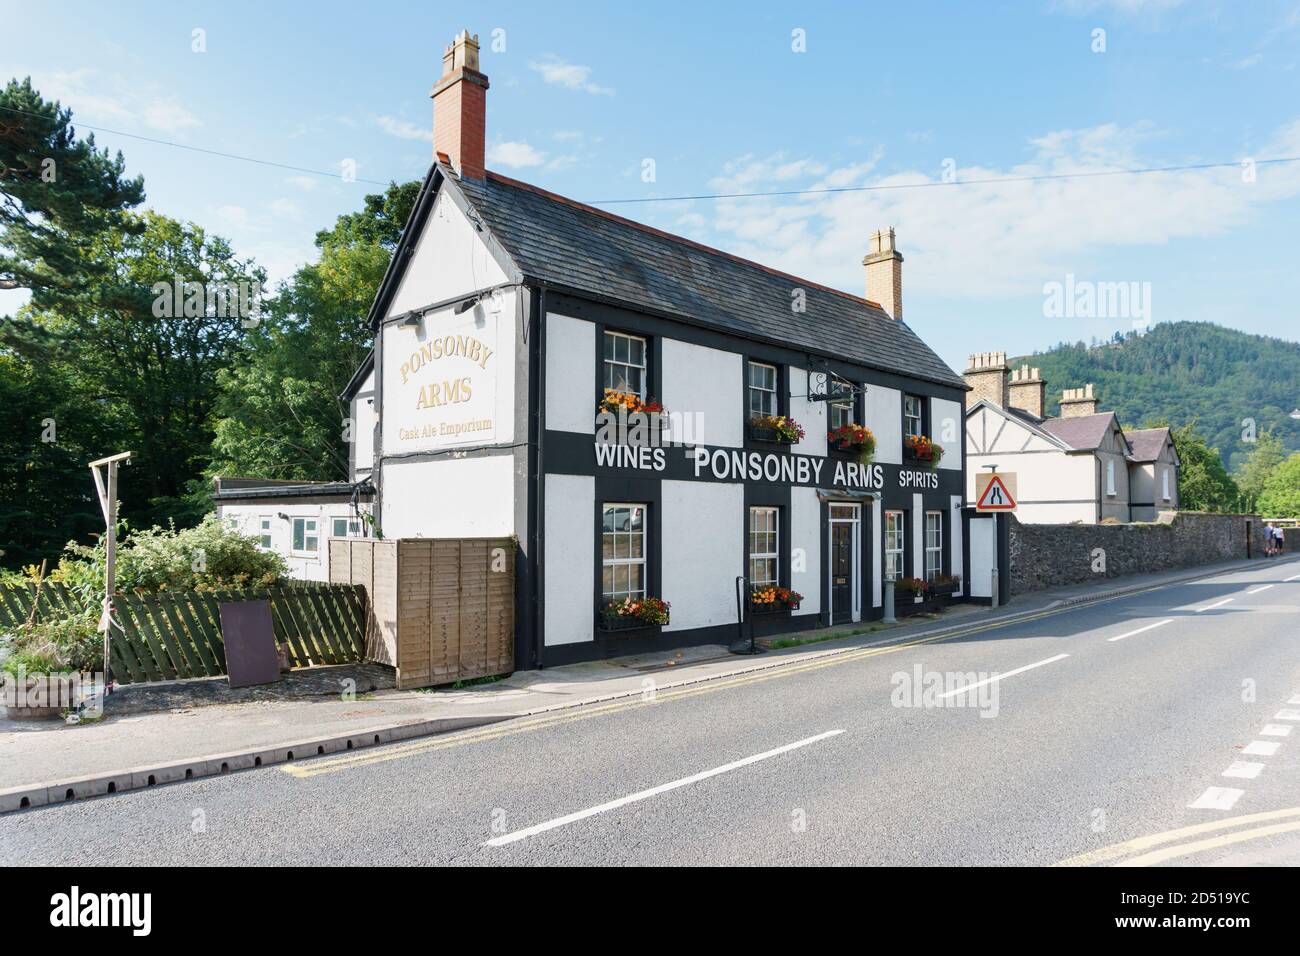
(831, 522, 853, 623)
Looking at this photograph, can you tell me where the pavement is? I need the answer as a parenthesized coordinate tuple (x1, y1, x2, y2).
(0, 555, 1289, 828)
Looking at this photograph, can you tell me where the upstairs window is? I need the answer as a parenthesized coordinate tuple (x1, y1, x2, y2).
(829, 383, 856, 430)
(903, 394, 924, 438)
(603, 331, 646, 399)
(1162, 468, 1171, 501)
(1106, 459, 1117, 496)
(748, 361, 777, 417)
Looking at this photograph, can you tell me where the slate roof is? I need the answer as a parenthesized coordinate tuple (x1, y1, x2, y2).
(449, 170, 966, 389)
(1126, 426, 1172, 463)
(1039, 412, 1122, 452)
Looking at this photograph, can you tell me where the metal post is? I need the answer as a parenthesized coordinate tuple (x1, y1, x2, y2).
(991, 568, 1000, 609)
(883, 579, 896, 624)
(89, 451, 131, 692)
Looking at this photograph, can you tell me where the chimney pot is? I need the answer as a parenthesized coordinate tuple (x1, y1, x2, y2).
(962, 349, 1010, 408)
(431, 30, 489, 180)
(1059, 383, 1100, 418)
(1007, 363, 1046, 419)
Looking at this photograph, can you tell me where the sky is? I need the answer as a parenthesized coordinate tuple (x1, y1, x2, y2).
(3, 0, 1299, 374)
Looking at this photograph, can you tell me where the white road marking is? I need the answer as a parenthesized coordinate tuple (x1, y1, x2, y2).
(482, 729, 845, 847)
(1288, 695, 1300, 705)
(1188, 786, 1245, 811)
(1275, 709, 1300, 721)
(934, 653, 1070, 699)
(1243, 740, 1281, 756)
(1195, 597, 1234, 613)
(1285, 573, 1300, 582)
(1222, 761, 1265, 779)
(1247, 585, 1273, 595)
(1106, 618, 1174, 643)
(1261, 724, 1293, 737)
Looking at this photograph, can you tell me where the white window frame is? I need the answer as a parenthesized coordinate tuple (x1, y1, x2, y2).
(748, 506, 780, 587)
(331, 517, 362, 538)
(924, 511, 943, 581)
(601, 503, 647, 604)
(603, 330, 647, 400)
(1161, 467, 1171, 501)
(1106, 459, 1116, 496)
(748, 361, 777, 418)
(258, 516, 273, 550)
(903, 394, 924, 438)
(829, 383, 856, 430)
(884, 511, 905, 581)
(291, 517, 319, 556)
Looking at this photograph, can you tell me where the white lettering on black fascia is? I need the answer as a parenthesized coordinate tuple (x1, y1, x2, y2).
(595, 442, 667, 472)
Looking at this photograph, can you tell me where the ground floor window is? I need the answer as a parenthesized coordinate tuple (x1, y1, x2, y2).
(748, 506, 779, 586)
(259, 516, 273, 550)
(291, 517, 319, 555)
(884, 510, 905, 580)
(331, 517, 362, 538)
(925, 511, 943, 581)
(602, 503, 646, 602)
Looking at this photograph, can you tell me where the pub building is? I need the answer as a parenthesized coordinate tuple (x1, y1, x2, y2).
(346, 31, 970, 667)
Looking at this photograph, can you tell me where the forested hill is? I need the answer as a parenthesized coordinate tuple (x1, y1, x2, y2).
(1013, 322, 1300, 472)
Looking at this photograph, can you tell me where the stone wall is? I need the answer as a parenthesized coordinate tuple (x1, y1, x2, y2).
(1009, 511, 1267, 596)
(1283, 527, 1300, 554)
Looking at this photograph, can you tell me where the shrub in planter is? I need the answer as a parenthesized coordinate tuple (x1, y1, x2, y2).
(893, 577, 928, 602)
(929, 574, 962, 595)
(828, 424, 876, 463)
(749, 414, 805, 444)
(750, 586, 803, 612)
(903, 434, 944, 469)
(598, 388, 665, 417)
(601, 595, 671, 630)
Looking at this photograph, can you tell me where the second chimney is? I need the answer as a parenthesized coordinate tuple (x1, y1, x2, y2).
(863, 227, 903, 320)
(431, 30, 489, 180)
(1059, 384, 1099, 418)
(963, 351, 1009, 409)
(1007, 364, 1045, 419)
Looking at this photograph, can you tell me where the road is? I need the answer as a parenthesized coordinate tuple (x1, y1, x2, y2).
(4, 557, 1300, 866)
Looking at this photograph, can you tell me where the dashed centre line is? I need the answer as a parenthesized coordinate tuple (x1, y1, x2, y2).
(1246, 585, 1273, 595)
(1188, 786, 1244, 811)
(1261, 724, 1293, 737)
(1106, 619, 1174, 642)
(933, 653, 1069, 699)
(1243, 740, 1281, 757)
(1195, 597, 1234, 613)
(1222, 761, 1265, 780)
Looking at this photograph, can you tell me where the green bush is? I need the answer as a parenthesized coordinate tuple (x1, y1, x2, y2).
(2, 606, 101, 675)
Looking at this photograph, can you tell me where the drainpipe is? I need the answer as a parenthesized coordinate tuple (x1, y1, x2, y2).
(534, 285, 547, 669)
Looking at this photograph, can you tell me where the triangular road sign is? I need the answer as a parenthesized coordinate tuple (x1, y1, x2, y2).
(975, 473, 1017, 511)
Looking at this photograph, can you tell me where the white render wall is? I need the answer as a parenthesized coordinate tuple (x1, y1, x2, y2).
(217, 501, 370, 582)
(380, 456, 515, 539)
(350, 367, 376, 481)
(388, 188, 509, 316)
(546, 313, 596, 434)
(790, 486, 822, 617)
(661, 339, 743, 448)
(789, 366, 827, 458)
(933, 397, 963, 471)
(661, 480, 743, 632)
(544, 474, 594, 646)
(863, 386, 903, 465)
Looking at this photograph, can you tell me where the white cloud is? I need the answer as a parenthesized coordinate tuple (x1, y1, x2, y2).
(374, 115, 433, 142)
(23, 68, 200, 132)
(488, 140, 546, 168)
(529, 57, 614, 95)
(681, 120, 1300, 301)
(285, 175, 320, 192)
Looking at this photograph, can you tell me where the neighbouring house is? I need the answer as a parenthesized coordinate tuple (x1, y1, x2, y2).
(963, 353, 1179, 523)
(338, 29, 974, 668)
(212, 477, 374, 582)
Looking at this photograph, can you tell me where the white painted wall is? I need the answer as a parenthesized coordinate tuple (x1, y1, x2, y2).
(380, 456, 515, 539)
(969, 516, 994, 598)
(544, 474, 594, 646)
(350, 367, 376, 481)
(661, 339, 743, 448)
(932, 397, 963, 472)
(863, 386, 902, 465)
(789, 366, 827, 457)
(661, 480, 743, 631)
(545, 313, 596, 434)
(871, 497, 883, 608)
(791, 486, 821, 616)
(217, 501, 370, 582)
(387, 188, 509, 317)
(949, 494, 964, 595)
(911, 492, 924, 578)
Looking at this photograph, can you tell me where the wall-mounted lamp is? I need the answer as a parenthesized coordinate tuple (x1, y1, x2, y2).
(400, 312, 422, 327)
(453, 295, 481, 315)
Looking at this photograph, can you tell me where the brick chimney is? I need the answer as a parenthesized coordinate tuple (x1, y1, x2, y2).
(963, 351, 1009, 409)
(431, 30, 489, 180)
(1059, 384, 1099, 418)
(863, 227, 903, 320)
(1007, 364, 1045, 419)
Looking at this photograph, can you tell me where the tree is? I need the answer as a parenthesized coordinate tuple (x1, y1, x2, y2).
(1235, 432, 1286, 510)
(1256, 453, 1300, 517)
(209, 180, 417, 481)
(0, 77, 145, 311)
(1170, 423, 1239, 512)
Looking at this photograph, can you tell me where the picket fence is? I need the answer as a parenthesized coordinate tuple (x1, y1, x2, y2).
(0, 581, 367, 683)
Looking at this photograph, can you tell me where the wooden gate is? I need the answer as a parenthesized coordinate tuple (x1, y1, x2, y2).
(330, 537, 514, 689)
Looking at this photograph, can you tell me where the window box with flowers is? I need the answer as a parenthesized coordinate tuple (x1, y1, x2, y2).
(597, 389, 668, 438)
(749, 585, 803, 616)
(748, 414, 804, 445)
(893, 577, 929, 613)
(903, 434, 944, 469)
(928, 574, 961, 597)
(828, 423, 876, 463)
(599, 596, 670, 633)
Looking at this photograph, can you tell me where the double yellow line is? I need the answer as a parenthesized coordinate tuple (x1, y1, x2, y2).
(1056, 807, 1300, 867)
